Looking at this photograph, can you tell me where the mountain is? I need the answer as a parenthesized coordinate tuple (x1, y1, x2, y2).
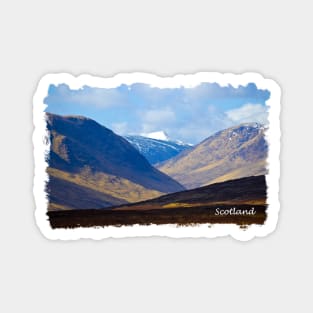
(141, 130, 170, 141)
(46, 113, 185, 211)
(158, 123, 268, 189)
(113, 175, 266, 211)
(124, 134, 192, 165)
(48, 175, 267, 228)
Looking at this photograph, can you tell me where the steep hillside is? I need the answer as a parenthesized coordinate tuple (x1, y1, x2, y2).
(46, 113, 184, 210)
(158, 124, 268, 189)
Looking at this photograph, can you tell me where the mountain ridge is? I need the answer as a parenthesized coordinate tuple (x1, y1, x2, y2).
(48, 175, 267, 228)
(125, 134, 192, 165)
(46, 113, 185, 210)
(158, 123, 268, 188)
(112, 175, 267, 211)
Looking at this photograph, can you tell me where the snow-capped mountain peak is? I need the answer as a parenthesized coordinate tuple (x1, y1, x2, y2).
(124, 133, 192, 165)
(141, 131, 169, 141)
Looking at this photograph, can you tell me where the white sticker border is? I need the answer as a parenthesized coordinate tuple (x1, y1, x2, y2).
(33, 72, 281, 241)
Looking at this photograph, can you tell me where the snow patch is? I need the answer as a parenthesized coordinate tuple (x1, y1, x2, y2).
(141, 131, 169, 141)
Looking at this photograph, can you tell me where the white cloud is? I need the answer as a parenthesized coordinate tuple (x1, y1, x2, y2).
(173, 110, 233, 144)
(226, 104, 268, 125)
(139, 108, 175, 133)
(73, 88, 125, 108)
(53, 84, 126, 108)
(142, 108, 175, 123)
(46, 83, 271, 144)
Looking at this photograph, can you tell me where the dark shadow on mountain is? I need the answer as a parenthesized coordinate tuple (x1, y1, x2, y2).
(48, 175, 267, 228)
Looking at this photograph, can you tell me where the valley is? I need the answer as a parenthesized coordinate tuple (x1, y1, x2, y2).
(46, 113, 184, 210)
(45, 113, 268, 228)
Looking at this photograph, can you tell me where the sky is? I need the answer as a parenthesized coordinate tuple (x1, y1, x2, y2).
(44, 82, 270, 144)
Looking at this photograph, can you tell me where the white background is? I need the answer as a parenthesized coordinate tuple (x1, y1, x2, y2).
(1, 1, 312, 312)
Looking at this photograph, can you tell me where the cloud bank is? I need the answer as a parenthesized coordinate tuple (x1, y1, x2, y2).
(45, 82, 270, 144)
(226, 104, 269, 125)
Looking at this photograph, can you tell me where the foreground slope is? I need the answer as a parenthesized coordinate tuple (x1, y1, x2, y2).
(113, 175, 267, 211)
(48, 175, 267, 228)
(46, 113, 184, 210)
(158, 123, 268, 189)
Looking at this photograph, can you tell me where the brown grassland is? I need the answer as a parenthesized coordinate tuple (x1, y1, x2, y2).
(48, 175, 267, 228)
(48, 205, 266, 228)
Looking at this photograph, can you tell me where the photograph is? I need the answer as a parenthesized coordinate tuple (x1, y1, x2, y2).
(33, 73, 280, 239)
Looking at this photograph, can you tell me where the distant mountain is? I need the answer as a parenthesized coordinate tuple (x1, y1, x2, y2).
(125, 133, 192, 165)
(158, 123, 268, 189)
(141, 130, 170, 141)
(46, 113, 185, 210)
(48, 175, 267, 228)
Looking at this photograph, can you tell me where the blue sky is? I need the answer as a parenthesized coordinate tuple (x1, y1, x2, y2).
(45, 82, 270, 144)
